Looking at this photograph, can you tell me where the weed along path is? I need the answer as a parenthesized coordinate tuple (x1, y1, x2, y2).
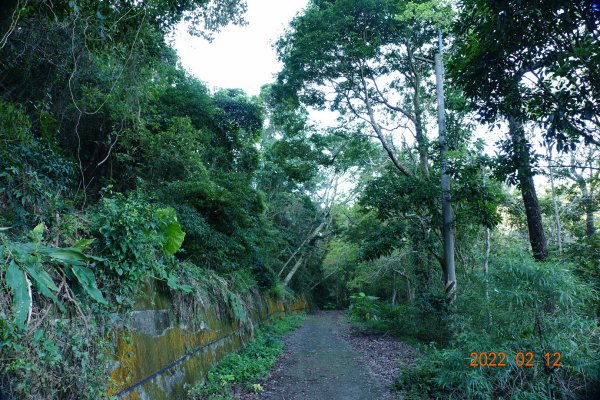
(255, 311, 389, 400)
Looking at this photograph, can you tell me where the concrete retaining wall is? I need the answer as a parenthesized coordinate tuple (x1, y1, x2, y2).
(107, 280, 306, 399)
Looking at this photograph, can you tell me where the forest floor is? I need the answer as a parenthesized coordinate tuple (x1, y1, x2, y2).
(241, 311, 417, 400)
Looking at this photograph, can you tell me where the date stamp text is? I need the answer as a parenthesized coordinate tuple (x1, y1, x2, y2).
(469, 352, 561, 367)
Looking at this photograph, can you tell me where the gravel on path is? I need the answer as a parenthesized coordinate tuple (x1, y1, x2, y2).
(241, 311, 417, 400)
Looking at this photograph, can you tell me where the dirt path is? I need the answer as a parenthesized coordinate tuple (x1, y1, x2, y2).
(253, 311, 393, 400)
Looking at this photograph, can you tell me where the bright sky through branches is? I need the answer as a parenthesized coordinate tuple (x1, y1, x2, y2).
(171, 0, 550, 188)
(173, 0, 309, 96)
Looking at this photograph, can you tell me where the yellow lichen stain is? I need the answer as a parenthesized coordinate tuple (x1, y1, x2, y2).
(108, 290, 307, 399)
(108, 332, 137, 395)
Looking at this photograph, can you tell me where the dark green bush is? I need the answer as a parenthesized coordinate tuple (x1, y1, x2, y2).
(0, 102, 75, 227)
(567, 233, 600, 315)
(0, 225, 113, 399)
(348, 292, 382, 321)
(91, 191, 186, 292)
(348, 291, 450, 343)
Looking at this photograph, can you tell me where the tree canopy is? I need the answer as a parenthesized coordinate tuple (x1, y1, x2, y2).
(0, 1, 598, 399)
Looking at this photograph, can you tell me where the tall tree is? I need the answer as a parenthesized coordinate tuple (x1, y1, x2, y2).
(276, 0, 462, 288)
(434, 31, 456, 295)
(276, 0, 450, 178)
(450, 0, 557, 260)
(452, 0, 600, 149)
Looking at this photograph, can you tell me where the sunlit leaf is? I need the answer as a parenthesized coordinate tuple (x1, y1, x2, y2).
(40, 247, 88, 265)
(29, 222, 45, 243)
(73, 238, 95, 250)
(155, 209, 186, 255)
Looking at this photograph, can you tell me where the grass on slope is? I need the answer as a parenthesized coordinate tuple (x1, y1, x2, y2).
(189, 313, 306, 399)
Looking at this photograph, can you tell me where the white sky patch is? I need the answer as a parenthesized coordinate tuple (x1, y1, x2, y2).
(171, 0, 554, 191)
(172, 0, 308, 96)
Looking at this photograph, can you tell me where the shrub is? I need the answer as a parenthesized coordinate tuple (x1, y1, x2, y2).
(567, 233, 600, 315)
(90, 191, 186, 292)
(0, 224, 113, 399)
(0, 102, 75, 227)
(395, 252, 600, 399)
(348, 292, 382, 321)
(348, 291, 450, 343)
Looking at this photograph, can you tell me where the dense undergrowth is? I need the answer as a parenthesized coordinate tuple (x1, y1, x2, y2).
(189, 313, 306, 400)
(347, 248, 600, 399)
(1, 1, 599, 399)
(0, 2, 325, 398)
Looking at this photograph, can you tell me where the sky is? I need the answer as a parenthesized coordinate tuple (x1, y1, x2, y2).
(173, 0, 309, 96)
(171, 0, 551, 188)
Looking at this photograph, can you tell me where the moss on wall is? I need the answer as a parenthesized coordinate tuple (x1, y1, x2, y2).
(108, 281, 306, 399)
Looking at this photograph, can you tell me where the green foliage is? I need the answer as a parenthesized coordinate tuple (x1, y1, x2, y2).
(314, 237, 359, 308)
(226, 268, 259, 296)
(347, 288, 449, 343)
(1, 0, 595, 398)
(270, 280, 295, 301)
(173, 264, 252, 325)
(277, 0, 437, 103)
(1, 223, 106, 327)
(155, 208, 186, 256)
(4, 260, 31, 327)
(189, 313, 306, 399)
(449, 0, 599, 148)
(348, 292, 381, 322)
(135, 116, 210, 182)
(396, 0, 453, 30)
(0, 0, 324, 398)
(0, 102, 75, 227)
(91, 191, 186, 291)
(395, 252, 599, 399)
(0, 307, 115, 399)
(0, 226, 114, 399)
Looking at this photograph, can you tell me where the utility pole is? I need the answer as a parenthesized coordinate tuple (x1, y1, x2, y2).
(434, 30, 456, 298)
(412, 31, 456, 299)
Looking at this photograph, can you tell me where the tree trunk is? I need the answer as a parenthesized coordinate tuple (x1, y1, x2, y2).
(568, 152, 596, 238)
(358, 74, 413, 177)
(278, 219, 327, 277)
(546, 144, 562, 252)
(407, 47, 429, 176)
(413, 78, 429, 176)
(508, 116, 548, 260)
(484, 227, 491, 326)
(283, 256, 304, 286)
(281, 213, 329, 285)
(586, 201, 596, 237)
(391, 272, 397, 305)
(579, 181, 596, 237)
(435, 41, 456, 297)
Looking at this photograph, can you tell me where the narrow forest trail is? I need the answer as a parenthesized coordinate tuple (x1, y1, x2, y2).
(254, 311, 396, 400)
